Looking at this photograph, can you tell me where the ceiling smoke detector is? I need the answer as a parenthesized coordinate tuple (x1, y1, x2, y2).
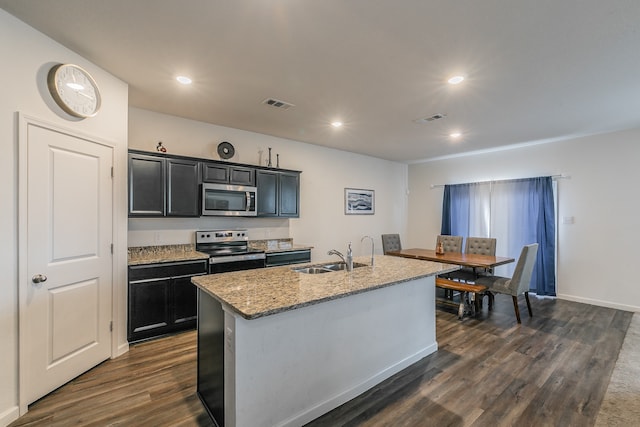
(413, 113, 447, 124)
(262, 98, 295, 110)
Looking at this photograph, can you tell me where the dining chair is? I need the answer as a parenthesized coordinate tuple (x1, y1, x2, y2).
(436, 235, 463, 253)
(436, 235, 463, 298)
(381, 234, 402, 254)
(475, 243, 538, 323)
(448, 237, 497, 282)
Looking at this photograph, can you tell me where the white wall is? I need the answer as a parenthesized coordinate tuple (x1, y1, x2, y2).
(128, 107, 408, 260)
(407, 128, 640, 312)
(0, 10, 129, 425)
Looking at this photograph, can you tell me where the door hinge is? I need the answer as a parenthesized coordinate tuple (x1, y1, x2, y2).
(111, 166, 114, 178)
(110, 321, 113, 332)
(110, 243, 114, 254)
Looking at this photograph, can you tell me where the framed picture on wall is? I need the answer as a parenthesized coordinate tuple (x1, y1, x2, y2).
(344, 188, 375, 215)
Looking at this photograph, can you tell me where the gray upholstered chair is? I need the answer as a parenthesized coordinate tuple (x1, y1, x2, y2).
(475, 243, 538, 323)
(448, 237, 497, 282)
(436, 235, 463, 253)
(436, 235, 463, 298)
(381, 234, 402, 254)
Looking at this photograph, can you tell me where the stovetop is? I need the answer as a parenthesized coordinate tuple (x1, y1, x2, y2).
(195, 229, 264, 258)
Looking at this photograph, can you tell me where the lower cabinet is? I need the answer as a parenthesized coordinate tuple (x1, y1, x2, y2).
(128, 259, 208, 342)
(265, 249, 311, 267)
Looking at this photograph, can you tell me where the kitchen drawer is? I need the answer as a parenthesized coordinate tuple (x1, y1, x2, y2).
(265, 249, 311, 267)
(129, 259, 208, 282)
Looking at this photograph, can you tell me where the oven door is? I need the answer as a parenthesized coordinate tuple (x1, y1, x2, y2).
(202, 183, 257, 216)
(209, 253, 266, 274)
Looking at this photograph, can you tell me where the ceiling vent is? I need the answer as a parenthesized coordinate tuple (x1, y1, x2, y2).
(262, 98, 295, 110)
(413, 113, 447, 124)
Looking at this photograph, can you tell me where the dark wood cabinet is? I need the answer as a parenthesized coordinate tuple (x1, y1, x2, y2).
(128, 259, 207, 342)
(201, 162, 255, 186)
(265, 249, 311, 267)
(167, 158, 200, 216)
(128, 152, 199, 217)
(128, 149, 301, 219)
(256, 170, 300, 217)
(128, 153, 165, 216)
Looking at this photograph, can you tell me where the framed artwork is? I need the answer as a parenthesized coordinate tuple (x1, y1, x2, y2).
(344, 188, 375, 215)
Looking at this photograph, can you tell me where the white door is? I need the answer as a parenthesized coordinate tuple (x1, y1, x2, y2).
(22, 122, 113, 405)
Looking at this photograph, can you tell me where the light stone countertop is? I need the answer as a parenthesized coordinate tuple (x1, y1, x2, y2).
(192, 255, 459, 320)
(128, 244, 209, 265)
(249, 238, 313, 253)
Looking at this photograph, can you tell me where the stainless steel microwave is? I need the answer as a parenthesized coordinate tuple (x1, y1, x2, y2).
(202, 183, 257, 216)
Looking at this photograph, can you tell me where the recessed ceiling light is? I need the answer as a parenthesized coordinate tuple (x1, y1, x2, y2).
(331, 121, 343, 128)
(447, 75, 465, 85)
(176, 75, 192, 85)
(449, 132, 462, 139)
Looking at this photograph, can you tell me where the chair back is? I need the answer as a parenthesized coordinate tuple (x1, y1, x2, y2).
(510, 243, 539, 294)
(436, 235, 463, 253)
(381, 234, 402, 254)
(465, 237, 496, 256)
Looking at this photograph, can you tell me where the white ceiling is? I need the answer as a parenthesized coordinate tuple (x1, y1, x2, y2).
(3, 0, 640, 163)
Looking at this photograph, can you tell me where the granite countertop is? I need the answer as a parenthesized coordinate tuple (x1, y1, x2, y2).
(128, 244, 209, 265)
(249, 238, 313, 253)
(192, 255, 458, 320)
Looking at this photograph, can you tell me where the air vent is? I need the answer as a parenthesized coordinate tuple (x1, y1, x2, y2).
(413, 113, 447, 124)
(262, 98, 295, 110)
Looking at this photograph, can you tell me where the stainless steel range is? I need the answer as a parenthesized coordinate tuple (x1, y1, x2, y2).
(196, 229, 266, 274)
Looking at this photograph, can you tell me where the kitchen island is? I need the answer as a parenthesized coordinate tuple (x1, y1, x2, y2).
(192, 255, 457, 427)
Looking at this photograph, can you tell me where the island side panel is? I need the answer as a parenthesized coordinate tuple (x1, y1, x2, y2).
(225, 275, 437, 427)
(197, 290, 225, 427)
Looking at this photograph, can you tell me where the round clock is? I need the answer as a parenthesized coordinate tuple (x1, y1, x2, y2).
(47, 63, 102, 118)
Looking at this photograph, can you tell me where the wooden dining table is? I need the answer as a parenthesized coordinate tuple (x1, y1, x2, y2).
(386, 248, 515, 318)
(386, 248, 514, 269)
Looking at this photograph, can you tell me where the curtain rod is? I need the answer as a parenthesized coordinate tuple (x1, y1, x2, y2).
(430, 173, 570, 189)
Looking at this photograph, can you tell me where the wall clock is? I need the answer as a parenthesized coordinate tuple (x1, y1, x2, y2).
(47, 63, 102, 118)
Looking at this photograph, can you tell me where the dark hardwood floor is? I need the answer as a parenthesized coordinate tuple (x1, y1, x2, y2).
(10, 294, 632, 427)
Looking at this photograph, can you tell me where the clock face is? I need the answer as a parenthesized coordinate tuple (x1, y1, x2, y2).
(47, 64, 102, 118)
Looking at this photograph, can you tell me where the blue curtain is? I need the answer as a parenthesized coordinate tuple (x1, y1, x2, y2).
(441, 177, 556, 296)
(441, 183, 471, 236)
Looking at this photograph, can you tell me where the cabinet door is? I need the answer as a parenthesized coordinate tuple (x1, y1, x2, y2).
(229, 166, 255, 186)
(128, 279, 171, 341)
(256, 170, 278, 217)
(202, 163, 229, 183)
(167, 158, 200, 216)
(129, 154, 165, 216)
(172, 276, 198, 325)
(279, 172, 300, 217)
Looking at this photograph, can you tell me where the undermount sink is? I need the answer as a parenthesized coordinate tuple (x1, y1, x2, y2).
(293, 266, 332, 274)
(292, 262, 368, 274)
(321, 262, 368, 271)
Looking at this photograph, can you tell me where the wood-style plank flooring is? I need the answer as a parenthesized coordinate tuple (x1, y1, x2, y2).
(10, 294, 633, 427)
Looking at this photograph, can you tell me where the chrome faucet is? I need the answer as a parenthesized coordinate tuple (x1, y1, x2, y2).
(327, 242, 353, 271)
(361, 235, 374, 266)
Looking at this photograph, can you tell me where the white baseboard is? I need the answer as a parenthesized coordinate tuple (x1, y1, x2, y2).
(557, 294, 640, 313)
(114, 341, 129, 358)
(0, 405, 20, 427)
(279, 342, 439, 427)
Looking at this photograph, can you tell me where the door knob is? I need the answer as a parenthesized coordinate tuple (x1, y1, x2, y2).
(32, 274, 48, 283)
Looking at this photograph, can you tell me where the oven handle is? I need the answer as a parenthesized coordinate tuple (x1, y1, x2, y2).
(209, 253, 266, 264)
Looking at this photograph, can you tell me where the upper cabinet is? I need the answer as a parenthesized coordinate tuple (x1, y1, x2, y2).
(201, 162, 255, 186)
(128, 149, 301, 218)
(128, 151, 199, 217)
(128, 153, 166, 216)
(166, 158, 200, 216)
(256, 170, 300, 217)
